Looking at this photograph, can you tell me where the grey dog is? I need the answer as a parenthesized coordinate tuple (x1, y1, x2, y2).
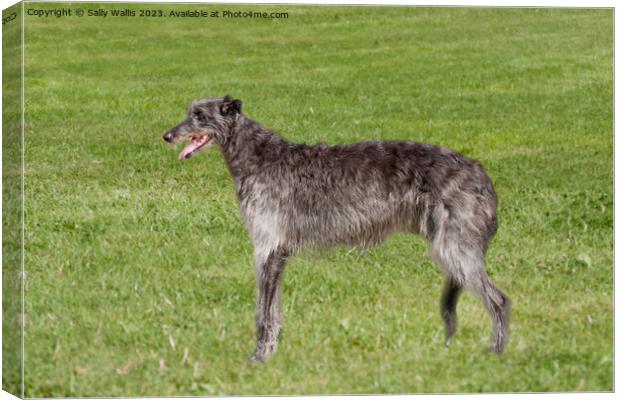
(163, 96, 511, 362)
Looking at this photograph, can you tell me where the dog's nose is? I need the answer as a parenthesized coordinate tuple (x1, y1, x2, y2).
(163, 132, 174, 143)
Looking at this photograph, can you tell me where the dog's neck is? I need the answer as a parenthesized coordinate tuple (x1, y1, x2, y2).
(218, 115, 290, 187)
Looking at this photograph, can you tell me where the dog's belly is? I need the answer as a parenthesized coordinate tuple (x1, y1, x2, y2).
(278, 188, 422, 249)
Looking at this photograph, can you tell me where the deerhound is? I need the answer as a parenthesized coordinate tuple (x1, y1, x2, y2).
(163, 96, 511, 363)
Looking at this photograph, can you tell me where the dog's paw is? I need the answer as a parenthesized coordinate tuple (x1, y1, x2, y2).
(250, 353, 265, 364)
(489, 344, 506, 355)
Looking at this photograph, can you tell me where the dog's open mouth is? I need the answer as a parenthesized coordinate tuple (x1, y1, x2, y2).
(178, 133, 215, 160)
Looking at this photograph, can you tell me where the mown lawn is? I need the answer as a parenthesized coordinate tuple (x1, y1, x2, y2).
(17, 4, 612, 396)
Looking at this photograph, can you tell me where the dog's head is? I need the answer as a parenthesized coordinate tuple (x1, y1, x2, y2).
(163, 95, 242, 160)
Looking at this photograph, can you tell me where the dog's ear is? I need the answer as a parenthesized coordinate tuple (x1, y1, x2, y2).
(220, 96, 242, 115)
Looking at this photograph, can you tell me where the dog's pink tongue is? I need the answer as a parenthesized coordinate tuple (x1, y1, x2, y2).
(178, 142, 198, 160)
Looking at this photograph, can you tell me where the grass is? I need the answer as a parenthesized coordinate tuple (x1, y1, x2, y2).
(3, 3, 25, 396)
(11, 3, 614, 396)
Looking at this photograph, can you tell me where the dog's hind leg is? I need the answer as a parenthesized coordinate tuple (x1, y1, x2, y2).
(465, 270, 511, 354)
(251, 247, 288, 363)
(429, 206, 510, 353)
(432, 242, 510, 353)
(440, 276, 462, 347)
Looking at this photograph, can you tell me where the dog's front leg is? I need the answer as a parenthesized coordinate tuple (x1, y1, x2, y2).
(251, 247, 288, 363)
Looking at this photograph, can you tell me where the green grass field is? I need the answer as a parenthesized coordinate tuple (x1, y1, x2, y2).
(14, 4, 614, 396)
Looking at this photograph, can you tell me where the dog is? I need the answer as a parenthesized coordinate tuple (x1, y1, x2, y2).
(163, 95, 511, 363)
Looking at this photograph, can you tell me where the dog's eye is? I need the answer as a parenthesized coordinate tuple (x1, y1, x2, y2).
(193, 110, 205, 121)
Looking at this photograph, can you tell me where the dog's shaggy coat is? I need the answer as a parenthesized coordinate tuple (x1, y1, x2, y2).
(163, 96, 511, 362)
